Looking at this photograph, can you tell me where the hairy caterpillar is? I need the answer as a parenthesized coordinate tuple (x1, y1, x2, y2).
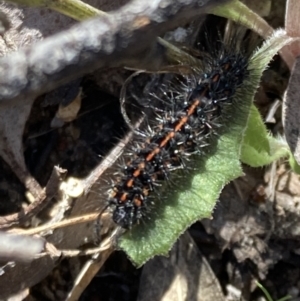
(106, 49, 249, 229)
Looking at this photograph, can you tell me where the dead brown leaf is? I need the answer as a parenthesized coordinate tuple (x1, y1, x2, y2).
(137, 232, 225, 301)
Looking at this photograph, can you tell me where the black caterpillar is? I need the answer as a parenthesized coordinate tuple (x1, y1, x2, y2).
(107, 52, 249, 229)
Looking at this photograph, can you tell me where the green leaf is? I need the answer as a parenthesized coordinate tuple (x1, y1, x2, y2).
(118, 29, 297, 267)
(118, 104, 248, 266)
(288, 151, 300, 174)
(241, 105, 289, 167)
(239, 92, 300, 174)
(211, 0, 273, 39)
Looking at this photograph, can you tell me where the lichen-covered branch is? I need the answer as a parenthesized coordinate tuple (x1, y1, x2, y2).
(0, 0, 230, 104)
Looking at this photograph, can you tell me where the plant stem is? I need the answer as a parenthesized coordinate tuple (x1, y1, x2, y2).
(5, 0, 106, 20)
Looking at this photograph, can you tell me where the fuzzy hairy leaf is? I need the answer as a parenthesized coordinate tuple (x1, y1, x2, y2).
(118, 29, 294, 267)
